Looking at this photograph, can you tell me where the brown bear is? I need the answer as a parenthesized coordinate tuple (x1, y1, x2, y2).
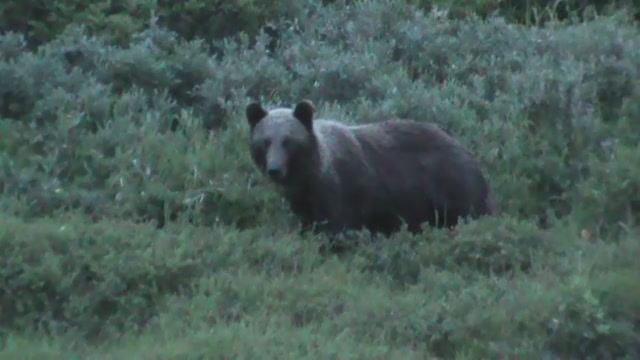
(246, 100, 495, 237)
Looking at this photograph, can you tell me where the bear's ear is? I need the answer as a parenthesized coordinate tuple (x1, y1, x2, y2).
(246, 102, 267, 128)
(293, 100, 315, 131)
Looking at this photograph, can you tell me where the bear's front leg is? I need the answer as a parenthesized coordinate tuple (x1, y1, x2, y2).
(311, 204, 362, 255)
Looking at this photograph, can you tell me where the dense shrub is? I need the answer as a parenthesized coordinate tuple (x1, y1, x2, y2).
(2, 2, 639, 230)
(423, 0, 639, 24)
(0, 0, 308, 47)
(0, 214, 318, 339)
(2, 1, 638, 49)
(1, 213, 638, 358)
(1, 219, 188, 338)
(570, 142, 640, 238)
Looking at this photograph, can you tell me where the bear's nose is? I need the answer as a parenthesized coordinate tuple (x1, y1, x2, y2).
(267, 167, 284, 181)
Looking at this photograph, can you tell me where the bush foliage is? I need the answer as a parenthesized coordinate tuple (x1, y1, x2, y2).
(2, 0, 638, 47)
(1, 0, 639, 358)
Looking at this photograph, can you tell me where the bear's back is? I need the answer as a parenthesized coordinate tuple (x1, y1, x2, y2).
(329, 118, 492, 228)
(310, 118, 472, 177)
(312, 119, 371, 178)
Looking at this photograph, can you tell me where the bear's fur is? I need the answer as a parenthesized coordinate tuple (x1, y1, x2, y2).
(246, 100, 495, 237)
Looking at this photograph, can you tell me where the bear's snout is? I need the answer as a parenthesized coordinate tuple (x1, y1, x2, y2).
(265, 144, 288, 182)
(267, 166, 285, 181)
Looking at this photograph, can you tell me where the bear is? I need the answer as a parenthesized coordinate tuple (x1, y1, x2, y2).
(246, 100, 495, 238)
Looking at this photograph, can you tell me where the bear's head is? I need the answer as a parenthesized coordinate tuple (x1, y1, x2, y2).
(246, 100, 317, 186)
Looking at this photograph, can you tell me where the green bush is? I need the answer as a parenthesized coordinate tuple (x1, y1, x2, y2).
(2, 1, 637, 50)
(0, 213, 320, 339)
(0, 0, 308, 47)
(1, 213, 638, 358)
(570, 142, 640, 238)
(0, 215, 198, 338)
(2, 3, 639, 228)
(415, 0, 639, 24)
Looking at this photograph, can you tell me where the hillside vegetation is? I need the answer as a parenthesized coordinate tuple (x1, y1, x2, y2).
(1, 0, 639, 358)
